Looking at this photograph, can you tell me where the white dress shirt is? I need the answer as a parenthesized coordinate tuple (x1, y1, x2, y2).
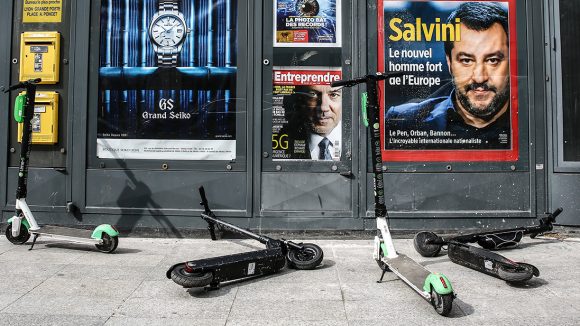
(308, 123, 342, 160)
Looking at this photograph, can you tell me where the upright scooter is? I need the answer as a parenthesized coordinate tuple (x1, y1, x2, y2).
(414, 208, 562, 283)
(331, 73, 455, 316)
(3, 79, 119, 252)
(167, 186, 323, 289)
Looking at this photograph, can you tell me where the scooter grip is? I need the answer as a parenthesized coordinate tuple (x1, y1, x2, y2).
(331, 78, 363, 88)
(550, 207, 563, 221)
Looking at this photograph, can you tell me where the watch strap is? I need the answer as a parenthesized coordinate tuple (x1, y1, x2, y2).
(157, 50, 178, 67)
(159, 0, 180, 11)
(156, 0, 182, 67)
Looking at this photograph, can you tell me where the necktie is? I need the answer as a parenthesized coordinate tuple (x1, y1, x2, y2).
(318, 138, 332, 160)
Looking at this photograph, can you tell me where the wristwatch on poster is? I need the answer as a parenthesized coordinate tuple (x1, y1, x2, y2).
(148, 0, 189, 67)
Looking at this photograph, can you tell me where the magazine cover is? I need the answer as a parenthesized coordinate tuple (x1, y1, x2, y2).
(97, 0, 237, 160)
(271, 66, 343, 160)
(379, 1, 519, 161)
(274, 0, 341, 47)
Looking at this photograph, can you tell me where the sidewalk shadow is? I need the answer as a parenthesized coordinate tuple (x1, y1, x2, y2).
(506, 277, 549, 288)
(110, 155, 183, 239)
(449, 298, 475, 318)
(42, 240, 142, 254)
(513, 239, 561, 249)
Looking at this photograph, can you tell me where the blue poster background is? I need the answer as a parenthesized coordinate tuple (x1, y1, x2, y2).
(98, 0, 237, 141)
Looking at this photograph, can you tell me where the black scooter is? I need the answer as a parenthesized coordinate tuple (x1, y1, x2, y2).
(166, 187, 324, 289)
(414, 208, 562, 283)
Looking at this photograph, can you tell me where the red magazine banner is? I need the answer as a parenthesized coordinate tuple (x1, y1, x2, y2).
(273, 69, 342, 85)
(378, 0, 519, 162)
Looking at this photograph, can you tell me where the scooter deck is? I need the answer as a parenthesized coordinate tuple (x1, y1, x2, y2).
(31, 225, 95, 238)
(384, 254, 431, 300)
(25, 225, 101, 247)
(167, 248, 287, 282)
(448, 242, 538, 282)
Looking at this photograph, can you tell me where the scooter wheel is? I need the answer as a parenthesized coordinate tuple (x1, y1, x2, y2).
(431, 289, 453, 316)
(5, 223, 30, 244)
(498, 263, 538, 283)
(287, 243, 324, 270)
(170, 265, 213, 288)
(414, 231, 442, 257)
(95, 234, 119, 253)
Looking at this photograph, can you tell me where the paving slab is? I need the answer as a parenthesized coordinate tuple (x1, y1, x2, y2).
(5, 294, 125, 317)
(0, 313, 106, 326)
(0, 235, 580, 325)
(104, 316, 225, 326)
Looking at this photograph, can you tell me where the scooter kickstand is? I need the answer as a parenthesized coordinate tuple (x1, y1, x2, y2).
(28, 234, 39, 251)
(377, 269, 388, 283)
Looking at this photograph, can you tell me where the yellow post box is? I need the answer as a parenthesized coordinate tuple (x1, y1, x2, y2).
(17, 91, 59, 145)
(19, 32, 60, 84)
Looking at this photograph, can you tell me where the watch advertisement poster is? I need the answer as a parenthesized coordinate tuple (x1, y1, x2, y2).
(274, 0, 341, 47)
(378, 0, 519, 162)
(97, 0, 237, 160)
(271, 66, 343, 161)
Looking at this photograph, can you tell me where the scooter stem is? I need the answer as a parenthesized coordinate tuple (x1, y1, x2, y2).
(200, 213, 272, 244)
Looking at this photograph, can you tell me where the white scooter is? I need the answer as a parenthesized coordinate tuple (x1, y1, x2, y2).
(332, 73, 455, 316)
(3, 79, 119, 252)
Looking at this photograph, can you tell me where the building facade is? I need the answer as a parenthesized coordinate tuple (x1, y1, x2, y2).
(1, 0, 578, 234)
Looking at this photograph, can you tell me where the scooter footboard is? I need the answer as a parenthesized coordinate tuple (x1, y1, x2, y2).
(167, 248, 287, 283)
(447, 242, 538, 282)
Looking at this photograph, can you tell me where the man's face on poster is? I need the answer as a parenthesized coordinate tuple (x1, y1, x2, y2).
(298, 85, 343, 136)
(447, 22, 510, 120)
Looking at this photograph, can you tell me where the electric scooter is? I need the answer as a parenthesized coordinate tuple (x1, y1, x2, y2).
(414, 208, 562, 283)
(3, 79, 119, 252)
(331, 73, 455, 316)
(167, 186, 324, 289)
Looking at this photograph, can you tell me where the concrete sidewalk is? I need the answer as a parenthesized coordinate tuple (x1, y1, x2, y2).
(1, 234, 579, 325)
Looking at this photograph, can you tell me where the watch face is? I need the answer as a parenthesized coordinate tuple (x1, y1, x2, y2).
(150, 14, 186, 47)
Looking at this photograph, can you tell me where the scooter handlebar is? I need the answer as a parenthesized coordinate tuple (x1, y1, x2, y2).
(331, 72, 404, 88)
(331, 76, 368, 88)
(2, 78, 42, 93)
(548, 207, 563, 222)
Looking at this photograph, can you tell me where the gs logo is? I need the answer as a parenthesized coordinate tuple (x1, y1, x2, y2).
(159, 98, 174, 111)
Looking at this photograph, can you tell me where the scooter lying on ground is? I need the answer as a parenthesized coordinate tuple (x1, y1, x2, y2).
(332, 73, 455, 316)
(414, 208, 563, 283)
(167, 186, 324, 289)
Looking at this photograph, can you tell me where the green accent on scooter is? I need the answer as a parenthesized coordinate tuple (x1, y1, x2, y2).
(91, 224, 119, 239)
(423, 272, 454, 295)
(380, 242, 388, 256)
(14, 94, 26, 123)
(361, 92, 369, 127)
(7, 216, 30, 231)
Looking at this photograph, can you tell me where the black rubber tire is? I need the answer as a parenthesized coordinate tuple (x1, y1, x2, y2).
(431, 289, 454, 316)
(95, 234, 119, 253)
(5, 223, 30, 244)
(498, 263, 537, 283)
(413, 231, 442, 257)
(170, 265, 214, 288)
(287, 243, 324, 270)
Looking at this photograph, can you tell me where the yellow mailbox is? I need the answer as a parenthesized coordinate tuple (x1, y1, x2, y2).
(19, 32, 60, 84)
(17, 91, 59, 144)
